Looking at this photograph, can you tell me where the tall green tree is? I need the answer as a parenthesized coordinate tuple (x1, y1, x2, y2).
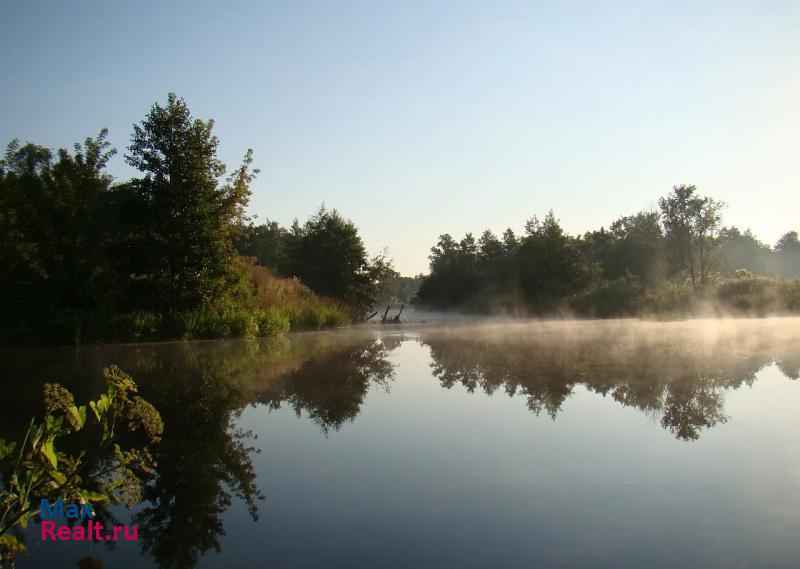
(659, 185, 725, 289)
(517, 211, 596, 307)
(282, 206, 392, 313)
(607, 211, 666, 283)
(234, 220, 287, 269)
(125, 93, 256, 311)
(416, 233, 481, 307)
(717, 226, 773, 276)
(0, 132, 116, 341)
(774, 231, 800, 277)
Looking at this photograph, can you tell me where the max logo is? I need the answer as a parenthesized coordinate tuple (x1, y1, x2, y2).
(40, 499, 94, 519)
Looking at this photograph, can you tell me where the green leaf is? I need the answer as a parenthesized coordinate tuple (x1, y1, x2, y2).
(82, 490, 109, 503)
(67, 405, 85, 430)
(89, 400, 100, 421)
(30, 424, 44, 448)
(41, 440, 58, 468)
(0, 534, 28, 556)
(0, 438, 17, 461)
(51, 471, 67, 485)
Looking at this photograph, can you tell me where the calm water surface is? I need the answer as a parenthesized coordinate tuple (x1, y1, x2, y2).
(2, 318, 800, 568)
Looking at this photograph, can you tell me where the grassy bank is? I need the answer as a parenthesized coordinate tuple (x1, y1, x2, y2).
(11, 258, 352, 345)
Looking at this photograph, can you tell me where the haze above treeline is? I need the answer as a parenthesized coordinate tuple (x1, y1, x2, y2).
(2, 94, 800, 345)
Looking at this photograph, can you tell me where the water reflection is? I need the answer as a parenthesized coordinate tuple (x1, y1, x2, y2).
(419, 320, 799, 440)
(258, 337, 396, 433)
(0, 333, 395, 569)
(1, 319, 799, 568)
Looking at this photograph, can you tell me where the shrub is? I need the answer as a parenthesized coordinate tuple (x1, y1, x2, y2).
(714, 277, 787, 315)
(573, 277, 645, 317)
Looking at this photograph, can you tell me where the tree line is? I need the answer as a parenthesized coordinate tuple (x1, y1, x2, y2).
(416, 185, 800, 315)
(4, 93, 798, 342)
(0, 94, 390, 344)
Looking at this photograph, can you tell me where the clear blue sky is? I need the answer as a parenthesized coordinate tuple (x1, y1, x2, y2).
(2, 0, 798, 275)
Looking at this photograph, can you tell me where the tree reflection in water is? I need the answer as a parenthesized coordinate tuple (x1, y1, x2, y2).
(128, 335, 395, 567)
(1, 320, 798, 568)
(419, 319, 799, 440)
(258, 338, 395, 433)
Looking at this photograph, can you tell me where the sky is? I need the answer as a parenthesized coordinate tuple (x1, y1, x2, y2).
(1, 0, 798, 275)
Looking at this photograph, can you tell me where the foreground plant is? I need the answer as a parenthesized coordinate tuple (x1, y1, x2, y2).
(0, 366, 163, 560)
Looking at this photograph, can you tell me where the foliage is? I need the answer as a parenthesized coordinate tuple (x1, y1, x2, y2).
(516, 212, 597, 308)
(713, 276, 800, 315)
(373, 273, 426, 306)
(234, 220, 287, 270)
(717, 227, 772, 276)
(417, 233, 483, 307)
(0, 95, 363, 345)
(280, 206, 394, 314)
(6, 92, 800, 339)
(416, 184, 800, 317)
(581, 211, 666, 284)
(124, 93, 257, 312)
(0, 367, 162, 557)
(417, 212, 596, 312)
(659, 184, 725, 289)
(572, 276, 647, 317)
(774, 231, 800, 277)
(0, 132, 117, 343)
(241, 257, 351, 330)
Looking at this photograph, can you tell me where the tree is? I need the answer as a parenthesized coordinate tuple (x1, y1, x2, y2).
(233, 220, 287, 270)
(125, 93, 256, 311)
(659, 185, 725, 289)
(416, 233, 480, 307)
(516, 211, 596, 307)
(775, 231, 800, 253)
(0, 132, 117, 342)
(607, 211, 666, 283)
(774, 231, 800, 277)
(282, 206, 392, 313)
(718, 226, 773, 276)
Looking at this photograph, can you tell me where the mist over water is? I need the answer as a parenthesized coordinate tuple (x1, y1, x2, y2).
(3, 317, 799, 568)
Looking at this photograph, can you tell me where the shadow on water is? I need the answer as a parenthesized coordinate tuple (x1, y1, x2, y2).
(1, 319, 799, 568)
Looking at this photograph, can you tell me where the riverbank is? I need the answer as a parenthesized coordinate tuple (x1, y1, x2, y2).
(1, 263, 351, 346)
(415, 275, 800, 319)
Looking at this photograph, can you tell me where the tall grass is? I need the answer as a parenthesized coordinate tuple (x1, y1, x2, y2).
(240, 258, 351, 331)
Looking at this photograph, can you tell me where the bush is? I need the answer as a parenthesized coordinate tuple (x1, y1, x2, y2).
(778, 279, 800, 311)
(712, 276, 800, 315)
(573, 277, 645, 317)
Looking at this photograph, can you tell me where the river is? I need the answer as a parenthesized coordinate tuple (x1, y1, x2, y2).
(2, 318, 799, 568)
